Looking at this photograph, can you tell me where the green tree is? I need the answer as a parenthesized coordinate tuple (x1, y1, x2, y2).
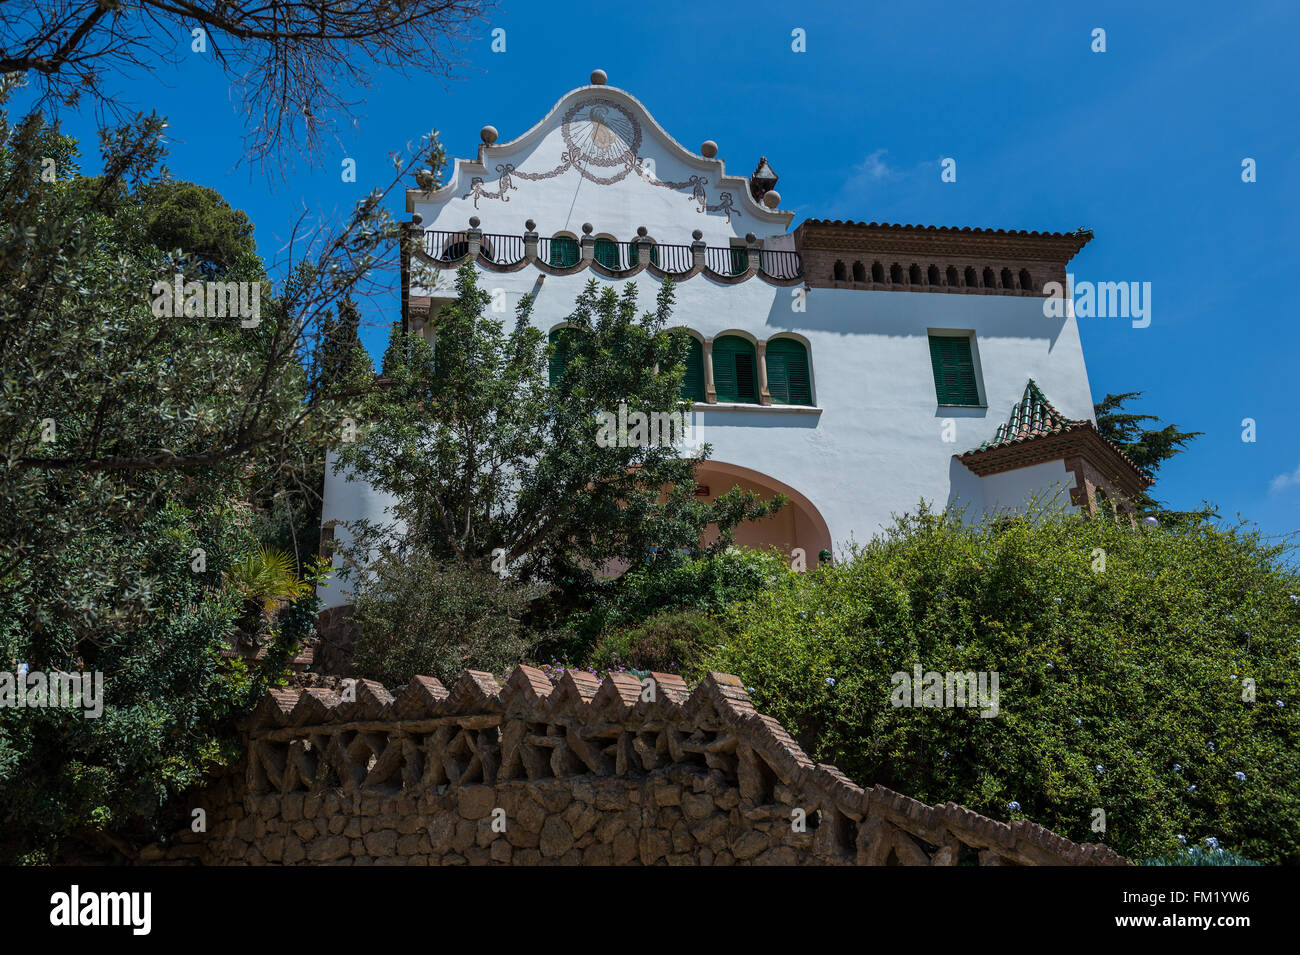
(136, 180, 260, 279)
(0, 91, 427, 859)
(335, 265, 783, 650)
(1094, 391, 1210, 522)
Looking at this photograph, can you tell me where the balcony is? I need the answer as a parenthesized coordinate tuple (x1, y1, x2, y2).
(412, 219, 804, 285)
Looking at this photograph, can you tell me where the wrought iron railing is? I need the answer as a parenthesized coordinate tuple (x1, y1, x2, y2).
(705, 245, 751, 275)
(481, 233, 526, 265)
(419, 229, 801, 279)
(423, 230, 470, 263)
(760, 249, 803, 280)
(537, 235, 579, 268)
(655, 243, 694, 274)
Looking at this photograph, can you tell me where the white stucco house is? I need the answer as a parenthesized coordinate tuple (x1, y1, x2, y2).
(318, 70, 1149, 610)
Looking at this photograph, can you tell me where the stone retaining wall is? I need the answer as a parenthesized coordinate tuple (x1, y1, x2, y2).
(144, 667, 1129, 866)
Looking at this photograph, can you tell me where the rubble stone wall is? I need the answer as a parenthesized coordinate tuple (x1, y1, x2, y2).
(145, 667, 1129, 866)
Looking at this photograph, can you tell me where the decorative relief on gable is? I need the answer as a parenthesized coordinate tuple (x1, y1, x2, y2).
(460, 96, 740, 220)
(562, 98, 642, 175)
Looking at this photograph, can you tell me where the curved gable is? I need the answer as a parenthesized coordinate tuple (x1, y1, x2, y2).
(407, 79, 793, 246)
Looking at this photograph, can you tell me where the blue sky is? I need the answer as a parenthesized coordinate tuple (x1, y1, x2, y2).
(18, 0, 1299, 542)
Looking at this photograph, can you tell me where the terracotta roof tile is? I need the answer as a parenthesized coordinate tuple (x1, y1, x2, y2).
(960, 380, 1152, 486)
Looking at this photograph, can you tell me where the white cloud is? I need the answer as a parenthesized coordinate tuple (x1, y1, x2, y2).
(825, 149, 903, 218)
(1269, 462, 1300, 494)
(852, 148, 896, 183)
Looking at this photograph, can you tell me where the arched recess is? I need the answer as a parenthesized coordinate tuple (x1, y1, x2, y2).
(692, 460, 832, 562)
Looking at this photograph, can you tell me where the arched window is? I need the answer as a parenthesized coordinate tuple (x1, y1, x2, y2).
(909, 263, 923, 285)
(983, 267, 996, 288)
(872, 261, 885, 283)
(1001, 267, 1015, 289)
(852, 261, 866, 282)
(712, 335, 758, 404)
(548, 327, 576, 385)
(549, 235, 579, 268)
(679, 336, 705, 402)
(946, 266, 959, 287)
(965, 266, 978, 287)
(1019, 269, 1033, 293)
(765, 338, 813, 406)
(890, 263, 904, 284)
(594, 237, 620, 269)
(928, 265, 941, 286)
(833, 260, 847, 281)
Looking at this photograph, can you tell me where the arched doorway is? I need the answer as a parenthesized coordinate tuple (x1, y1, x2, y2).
(693, 461, 832, 563)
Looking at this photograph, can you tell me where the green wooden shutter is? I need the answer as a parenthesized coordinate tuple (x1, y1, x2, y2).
(766, 339, 812, 405)
(729, 246, 749, 275)
(766, 349, 789, 404)
(928, 334, 980, 405)
(713, 336, 757, 403)
(680, 337, 705, 401)
(549, 237, 579, 268)
(594, 238, 619, 269)
(549, 329, 572, 385)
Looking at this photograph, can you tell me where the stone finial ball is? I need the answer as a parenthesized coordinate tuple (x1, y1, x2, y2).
(745, 232, 757, 244)
(590, 69, 607, 85)
(763, 190, 781, 208)
(692, 229, 703, 241)
(700, 140, 718, 158)
(525, 219, 536, 231)
(480, 125, 498, 145)
(469, 216, 481, 228)
(637, 226, 648, 237)
(411, 213, 423, 225)
(582, 222, 593, 234)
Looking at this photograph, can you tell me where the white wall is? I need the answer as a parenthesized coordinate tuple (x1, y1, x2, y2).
(319, 450, 404, 609)
(978, 460, 1077, 516)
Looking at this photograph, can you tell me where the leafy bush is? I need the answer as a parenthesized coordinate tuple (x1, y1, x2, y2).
(0, 504, 318, 862)
(702, 505, 1300, 864)
(351, 554, 537, 686)
(586, 608, 728, 675)
(578, 547, 788, 639)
